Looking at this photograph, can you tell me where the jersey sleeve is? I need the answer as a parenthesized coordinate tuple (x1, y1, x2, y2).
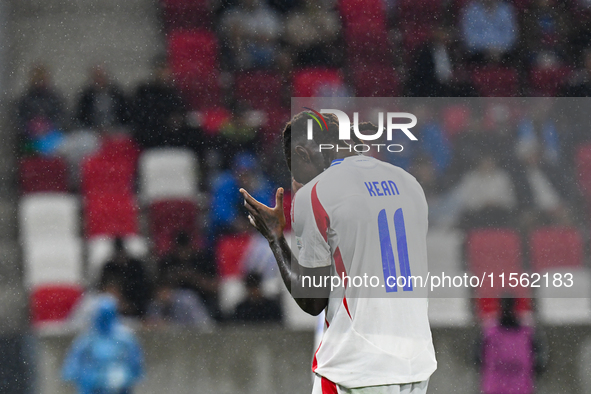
(293, 186, 332, 269)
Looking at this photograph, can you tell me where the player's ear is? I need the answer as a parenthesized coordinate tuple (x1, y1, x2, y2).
(294, 145, 312, 164)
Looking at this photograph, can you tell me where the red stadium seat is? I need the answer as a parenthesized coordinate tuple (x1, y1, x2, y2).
(400, 22, 434, 53)
(19, 156, 68, 194)
(466, 229, 525, 299)
(80, 154, 135, 197)
(161, 0, 211, 30)
(338, 0, 387, 28)
(576, 143, 591, 201)
(344, 24, 390, 64)
(352, 64, 401, 97)
(234, 71, 283, 110)
(84, 193, 139, 237)
(200, 106, 232, 136)
(530, 226, 584, 272)
(471, 66, 519, 97)
(30, 284, 83, 324)
(149, 199, 198, 255)
(99, 134, 140, 166)
(529, 66, 571, 97)
(216, 233, 251, 277)
(339, 0, 389, 63)
(168, 29, 220, 109)
(168, 29, 218, 76)
(396, 0, 442, 24)
(441, 104, 471, 141)
(292, 68, 345, 97)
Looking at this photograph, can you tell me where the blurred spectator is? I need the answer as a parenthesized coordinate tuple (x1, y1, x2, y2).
(132, 59, 186, 148)
(157, 232, 220, 320)
(455, 153, 517, 228)
(521, 0, 571, 67)
(477, 298, 546, 394)
(218, 106, 262, 166)
(17, 65, 65, 142)
(62, 297, 144, 394)
(99, 237, 151, 318)
(284, 0, 342, 68)
(407, 27, 455, 97)
(219, 0, 283, 70)
(209, 152, 273, 238)
(562, 47, 591, 96)
(68, 276, 124, 332)
(75, 66, 129, 128)
(233, 271, 282, 323)
(460, 0, 518, 63)
(515, 104, 571, 227)
(147, 278, 213, 327)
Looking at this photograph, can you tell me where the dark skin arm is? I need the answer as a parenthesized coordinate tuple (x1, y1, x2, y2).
(239, 187, 329, 316)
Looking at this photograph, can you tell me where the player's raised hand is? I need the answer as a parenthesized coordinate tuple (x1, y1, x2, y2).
(239, 187, 286, 242)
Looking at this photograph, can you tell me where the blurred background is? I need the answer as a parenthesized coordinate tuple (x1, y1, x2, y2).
(2, 0, 591, 393)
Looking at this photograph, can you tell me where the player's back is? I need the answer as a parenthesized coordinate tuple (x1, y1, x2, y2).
(293, 155, 436, 388)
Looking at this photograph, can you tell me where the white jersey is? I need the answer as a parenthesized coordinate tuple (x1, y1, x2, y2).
(292, 155, 437, 388)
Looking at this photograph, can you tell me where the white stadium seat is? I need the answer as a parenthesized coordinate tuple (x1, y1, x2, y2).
(537, 268, 591, 325)
(86, 235, 149, 280)
(23, 237, 83, 287)
(19, 193, 80, 241)
(139, 148, 198, 203)
(427, 229, 464, 274)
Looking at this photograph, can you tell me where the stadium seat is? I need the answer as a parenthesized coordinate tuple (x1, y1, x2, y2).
(400, 22, 435, 53)
(529, 66, 571, 97)
(576, 143, 591, 201)
(19, 156, 68, 194)
(396, 0, 442, 24)
(167, 29, 220, 109)
(471, 66, 519, 97)
(466, 228, 522, 275)
(234, 71, 283, 110)
(19, 193, 80, 242)
(292, 68, 345, 97)
(427, 229, 464, 273)
(99, 134, 140, 166)
(161, 0, 211, 30)
(216, 233, 252, 278)
(344, 24, 390, 64)
(148, 199, 198, 255)
(536, 268, 591, 325)
(200, 106, 232, 135)
(86, 235, 149, 280)
(23, 237, 83, 287)
(83, 193, 139, 237)
(466, 228, 525, 299)
(30, 284, 83, 324)
(530, 226, 584, 272)
(338, 0, 387, 28)
(80, 154, 135, 197)
(441, 104, 471, 140)
(139, 148, 198, 203)
(351, 64, 401, 97)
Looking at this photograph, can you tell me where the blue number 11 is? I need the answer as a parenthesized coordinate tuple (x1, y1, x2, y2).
(378, 208, 412, 292)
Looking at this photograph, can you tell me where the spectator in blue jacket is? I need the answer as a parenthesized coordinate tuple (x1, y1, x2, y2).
(209, 152, 273, 240)
(62, 297, 144, 394)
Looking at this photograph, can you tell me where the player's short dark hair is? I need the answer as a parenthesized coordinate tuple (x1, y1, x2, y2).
(282, 111, 368, 169)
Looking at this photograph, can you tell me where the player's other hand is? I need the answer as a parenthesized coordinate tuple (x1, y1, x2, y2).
(239, 187, 286, 242)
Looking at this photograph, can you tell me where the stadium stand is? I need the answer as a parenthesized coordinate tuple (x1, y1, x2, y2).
(19, 156, 68, 194)
(139, 147, 199, 203)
